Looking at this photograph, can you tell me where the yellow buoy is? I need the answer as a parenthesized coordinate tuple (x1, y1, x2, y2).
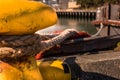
(0, 0, 57, 35)
(0, 56, 43, 80)
(0, 61, 23, 80)
(37, 59, 71, 80)
(114, 42, 120, 51)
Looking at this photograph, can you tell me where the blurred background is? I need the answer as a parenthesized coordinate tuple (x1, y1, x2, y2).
(36, 0, 120, 35)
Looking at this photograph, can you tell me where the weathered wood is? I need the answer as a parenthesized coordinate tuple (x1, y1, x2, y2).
(43, 34, 120, 57)
(92, 20, 120, 27)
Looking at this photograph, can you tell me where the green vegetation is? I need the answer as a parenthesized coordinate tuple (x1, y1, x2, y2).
(77, 0, 120, 9)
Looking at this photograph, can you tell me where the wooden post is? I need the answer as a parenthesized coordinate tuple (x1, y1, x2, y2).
(107, 3, 111, 36)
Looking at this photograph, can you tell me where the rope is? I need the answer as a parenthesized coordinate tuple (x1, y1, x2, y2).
(40, 29, 79, 50)
(0, 34, 42, 59)
(0, 29, 79, 59)
(91, 23, 104, 37)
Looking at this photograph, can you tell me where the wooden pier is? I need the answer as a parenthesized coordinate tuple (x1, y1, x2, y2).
(56, 10, 96, 18)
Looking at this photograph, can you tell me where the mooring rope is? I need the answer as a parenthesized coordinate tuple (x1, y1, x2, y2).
(40, 29, 79, 50)
(0, 29, 79, 58)
(91, 23, 104, 37)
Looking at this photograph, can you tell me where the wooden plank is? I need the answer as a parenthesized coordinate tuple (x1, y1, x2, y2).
(92, 20, 120, 27)
(44, 35, 120, 56)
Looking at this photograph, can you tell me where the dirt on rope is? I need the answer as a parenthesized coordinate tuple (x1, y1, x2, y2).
(0, 34, 43, 59)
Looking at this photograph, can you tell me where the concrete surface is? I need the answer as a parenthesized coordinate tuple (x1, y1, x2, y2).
(62, 51, 120, 80)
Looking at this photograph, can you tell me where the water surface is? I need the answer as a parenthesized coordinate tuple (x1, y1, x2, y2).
(37, 17, 97, 35)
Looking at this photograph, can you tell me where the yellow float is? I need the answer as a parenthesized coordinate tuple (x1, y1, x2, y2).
(37, 59, 71, 80)
(0, 56, 43, 80)
(0, 0, 57, 35)
(0, 61, 23, 80)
